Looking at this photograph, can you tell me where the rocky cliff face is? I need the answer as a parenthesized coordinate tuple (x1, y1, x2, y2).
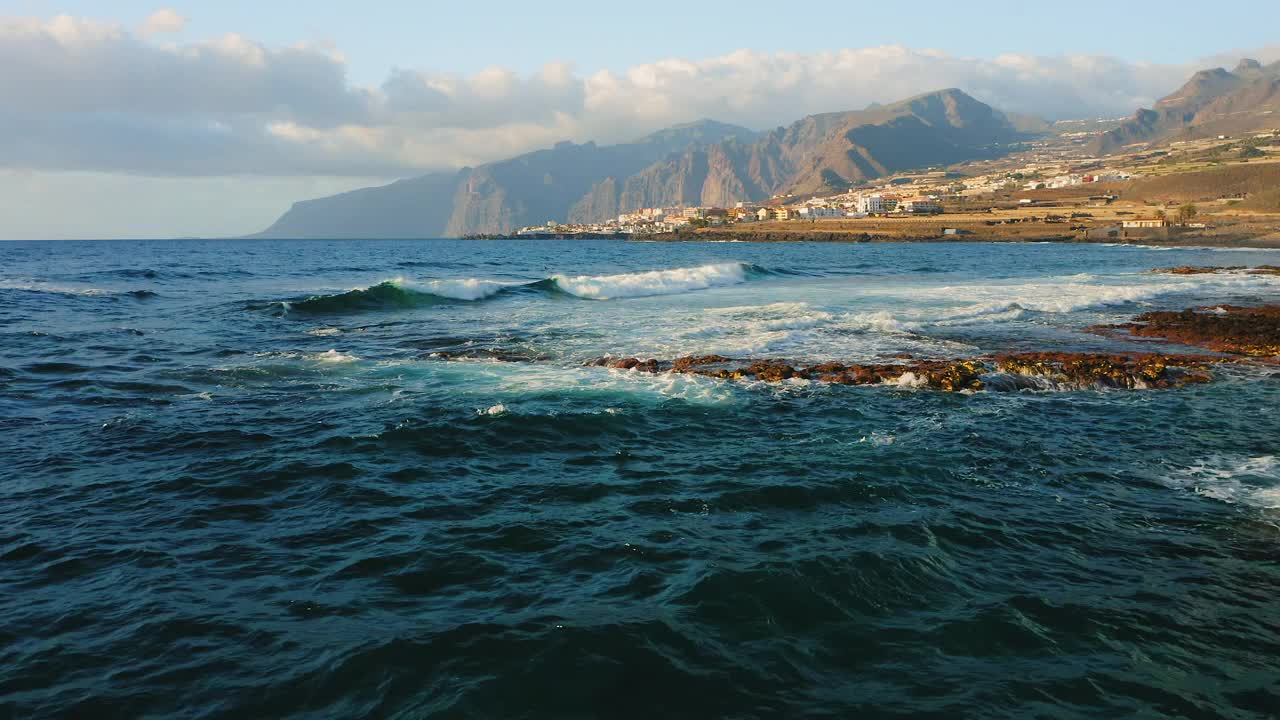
(602, 89, 1019, 211)
(252, 171, 465, 239)
(1092, 59, 1280, 155)
(255, 90, 1024, 238)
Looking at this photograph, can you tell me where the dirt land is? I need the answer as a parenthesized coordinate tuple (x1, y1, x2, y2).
(650, 213, 1280, 248)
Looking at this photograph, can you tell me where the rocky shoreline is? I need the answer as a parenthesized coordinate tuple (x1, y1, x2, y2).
(431, 309, 1277, 393)
(585, 352, 1222, 392)
(1099, 306, 1280, 357)
(641, 225, 1280, 248)
(427, 274, 1280, 392)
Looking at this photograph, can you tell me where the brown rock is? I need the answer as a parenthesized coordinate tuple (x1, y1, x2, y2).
(744, 360, 801, 382)
(1151, 265, 1280, 276)
(993, 351, 1214, 389)
(612, 358, 659, 372)
(580, 350, 1235, 391)
(672, 355, 733, 373)
(1103, 305, 1280, 357)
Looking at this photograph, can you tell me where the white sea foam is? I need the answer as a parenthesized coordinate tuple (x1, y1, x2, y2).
(307, 349, 359, 363)
(1163, 455, 1280, 509)
(410, 278, 514, 301)
(874, 271, 1280, 322)
(0, 281, 111, 296)
(552, 263, 749, 300)
(672, 302, 838, 355)
(891, 372, 930, 389)
(845, 310, 920, 333)
(307, 328, 341, 336)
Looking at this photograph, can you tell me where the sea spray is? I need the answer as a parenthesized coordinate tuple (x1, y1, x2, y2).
(551, 263, 753, 299)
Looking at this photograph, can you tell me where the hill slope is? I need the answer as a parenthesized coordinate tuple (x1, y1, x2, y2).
(256, 90, 1023, 238)
(256, 120, 753, 239)
(594, 89, 1019, 213)
(1093, 59, 1280, 155)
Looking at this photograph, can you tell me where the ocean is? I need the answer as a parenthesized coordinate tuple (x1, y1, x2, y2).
(2, 238, 1279, 718)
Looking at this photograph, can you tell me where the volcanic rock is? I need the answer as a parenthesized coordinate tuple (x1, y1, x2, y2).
(1151, 266, 1280, 275)
(1104, 305, 1280, 357)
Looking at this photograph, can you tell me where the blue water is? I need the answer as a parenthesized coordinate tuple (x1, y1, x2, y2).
(3, 239, 1280, 718)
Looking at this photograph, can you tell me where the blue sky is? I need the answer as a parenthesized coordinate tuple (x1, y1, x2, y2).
(10, 0, 1280, 82)
(1, 1, 1277, 238)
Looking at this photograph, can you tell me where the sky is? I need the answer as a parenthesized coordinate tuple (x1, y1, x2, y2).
(2, 1, 1279, 239)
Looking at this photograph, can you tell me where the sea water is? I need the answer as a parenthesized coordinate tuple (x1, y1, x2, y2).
(2, 239, 1279, 717)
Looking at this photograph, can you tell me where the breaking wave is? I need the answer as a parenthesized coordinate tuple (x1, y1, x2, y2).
(0, 281, 158, 299)
(281, 278, 544, 315)
(263, 263, 771, 315)
(551, 262, 762, 300)
(1162, 455, 1280, 509)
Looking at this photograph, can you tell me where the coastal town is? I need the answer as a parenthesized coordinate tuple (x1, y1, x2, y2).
(508, 126, 1280, 245)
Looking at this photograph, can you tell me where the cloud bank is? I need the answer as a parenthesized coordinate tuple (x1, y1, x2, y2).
(2, 14, 1275, 179)
(139, 8, 186, 36)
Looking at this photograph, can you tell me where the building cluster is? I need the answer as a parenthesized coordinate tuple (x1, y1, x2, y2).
(1023, 170, 1132, 190)
(510, 159, 1136, 237)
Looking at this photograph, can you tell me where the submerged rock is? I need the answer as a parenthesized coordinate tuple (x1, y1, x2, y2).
(1150, 265, 1280, 275)
(597, 357, 660, 373)
(426, 349, 550, 362)
(992, 351, 1214, 389)
(1102, 305, 1280, 357)
(671, 355, 733, 373)
(585, 352, 1221, 392)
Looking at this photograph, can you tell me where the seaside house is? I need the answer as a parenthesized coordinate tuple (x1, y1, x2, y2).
(858, 195, 900, 214)
(1122, 218, 1169, 229)
(798, 207, 842, 219)
(899, 197, 942, 214)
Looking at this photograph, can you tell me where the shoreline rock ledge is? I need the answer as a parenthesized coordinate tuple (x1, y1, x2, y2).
(586, 352, 1224, 392)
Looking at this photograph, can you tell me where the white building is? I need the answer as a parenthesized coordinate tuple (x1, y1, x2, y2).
(899, 197, 942, 214)
(798, 207, 842, 219)
(857, 195, 899, 214)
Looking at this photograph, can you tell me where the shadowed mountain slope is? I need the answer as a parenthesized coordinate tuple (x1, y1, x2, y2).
(256, 90, 1025, 238)
(1093, 59, 1280, 155)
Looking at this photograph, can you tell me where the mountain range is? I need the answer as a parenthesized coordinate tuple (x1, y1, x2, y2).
(1092, 58, 1280, 154)
(254, 88, 1024, 238)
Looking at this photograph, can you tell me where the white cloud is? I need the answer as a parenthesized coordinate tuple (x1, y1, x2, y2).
(0, 13, 1276, 181)
(139, 8, 186, 37)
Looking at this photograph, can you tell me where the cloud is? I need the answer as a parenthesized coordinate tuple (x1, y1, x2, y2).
(139, 8, 185, 36)
(0, 13, 1274, 180)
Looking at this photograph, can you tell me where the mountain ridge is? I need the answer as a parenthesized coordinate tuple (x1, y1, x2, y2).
(255, 89, 1026, 238)
(1092, 59, 1280, 155)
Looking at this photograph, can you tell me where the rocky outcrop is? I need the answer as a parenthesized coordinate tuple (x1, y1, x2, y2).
(1151, 265, 1280, 275)
(584, 352, 1221, 391)
(1102, 305, 1280, 357)
(991, 352, 1213, 389)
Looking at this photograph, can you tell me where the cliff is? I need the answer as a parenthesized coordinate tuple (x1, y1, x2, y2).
(255, 90, 1024, 238)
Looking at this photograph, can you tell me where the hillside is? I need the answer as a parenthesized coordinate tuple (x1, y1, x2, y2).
(255, 120, 754, 239)
(597, 89, 1020, 213)
(254, 171, 464, 239)
(256, 90, 1025, 238)
(1093, 59, 1280, 154)
(1122, 162, 1280, 209)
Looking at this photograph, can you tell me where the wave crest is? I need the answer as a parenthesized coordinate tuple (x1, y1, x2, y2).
(551, 263, 754, 300)
(264, 263, 768, 315)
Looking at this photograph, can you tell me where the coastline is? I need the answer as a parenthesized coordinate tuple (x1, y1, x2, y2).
(636, 219, 1280, 248)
